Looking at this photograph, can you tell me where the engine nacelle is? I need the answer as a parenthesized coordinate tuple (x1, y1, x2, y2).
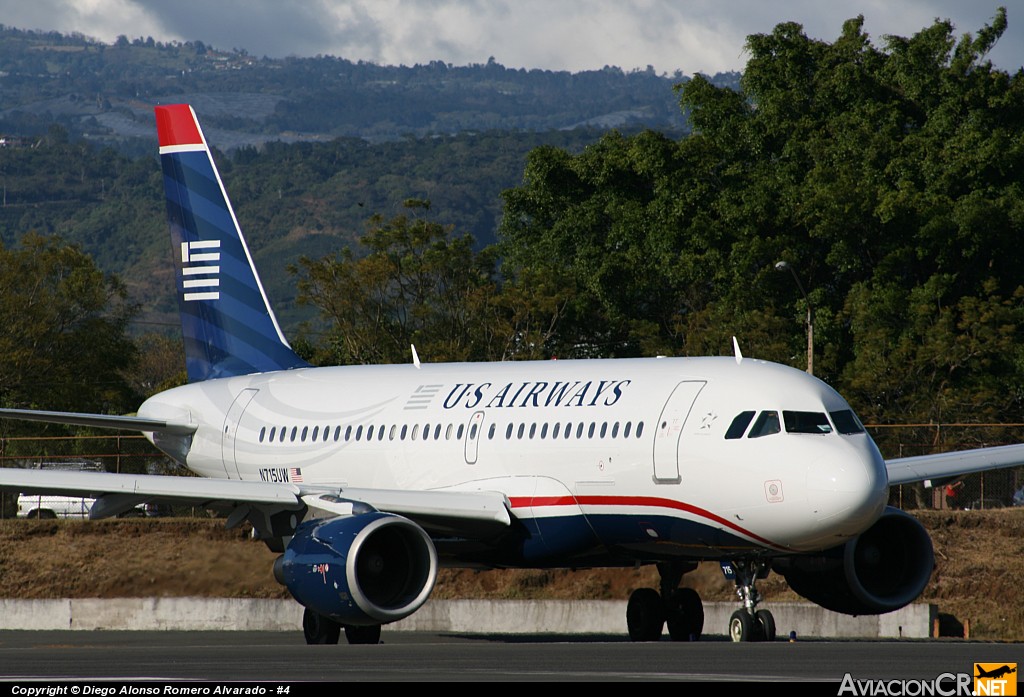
(274, 512, 437, 626)
(773, 507, 934, 615)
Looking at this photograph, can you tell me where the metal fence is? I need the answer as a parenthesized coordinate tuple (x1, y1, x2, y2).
(1, 426, 1023, 517)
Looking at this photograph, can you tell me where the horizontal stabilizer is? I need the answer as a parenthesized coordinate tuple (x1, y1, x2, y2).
(0, 408, 195, 434)
(0, 468, 301, 517)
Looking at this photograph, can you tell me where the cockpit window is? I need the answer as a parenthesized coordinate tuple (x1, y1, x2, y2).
(725, 411, 756, 439)
(829, 409, 865, 435)
(783, 411, 833, 434)
(747, 411, 780, 438)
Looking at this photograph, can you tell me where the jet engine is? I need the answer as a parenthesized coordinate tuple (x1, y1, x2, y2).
(274, 512, 437, 626)
(773, 507, 934, 615)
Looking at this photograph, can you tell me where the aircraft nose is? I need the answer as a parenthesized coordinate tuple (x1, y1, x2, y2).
(806, 440, 887, 532)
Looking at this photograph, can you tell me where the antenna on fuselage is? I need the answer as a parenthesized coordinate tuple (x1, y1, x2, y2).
(732, 336, 743, 365)
(411, 344, 421, 369)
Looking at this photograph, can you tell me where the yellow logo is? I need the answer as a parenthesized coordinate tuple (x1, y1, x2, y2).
(975, 663, 1018, 696)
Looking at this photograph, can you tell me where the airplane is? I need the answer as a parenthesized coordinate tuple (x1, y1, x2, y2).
(976, 666, 1017, 679)
(2, 103, 1024, 645)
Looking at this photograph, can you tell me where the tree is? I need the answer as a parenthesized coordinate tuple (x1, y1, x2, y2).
(0, 234, 138, 418)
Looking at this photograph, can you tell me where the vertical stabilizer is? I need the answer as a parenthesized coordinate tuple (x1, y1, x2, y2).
(155, 104, 309, 382)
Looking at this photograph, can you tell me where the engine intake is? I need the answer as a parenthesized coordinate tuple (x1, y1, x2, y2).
(774, 507, 934, 615)
(274, 512, 437, 625)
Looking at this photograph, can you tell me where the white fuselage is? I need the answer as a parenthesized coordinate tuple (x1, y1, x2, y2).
(139, 356, 889, 561)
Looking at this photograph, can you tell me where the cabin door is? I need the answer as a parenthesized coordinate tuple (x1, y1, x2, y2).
(652, 381, 706, 483)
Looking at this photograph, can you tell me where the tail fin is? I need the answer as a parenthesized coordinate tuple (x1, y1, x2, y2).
(155, 104, 309, 382)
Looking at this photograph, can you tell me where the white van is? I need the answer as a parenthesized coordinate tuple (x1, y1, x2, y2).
(17, 493, 95, 519)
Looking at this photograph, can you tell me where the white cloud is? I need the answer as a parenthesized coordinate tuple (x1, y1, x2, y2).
(3, 0, 1021, 74)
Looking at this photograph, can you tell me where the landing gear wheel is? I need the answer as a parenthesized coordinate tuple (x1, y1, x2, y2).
(729, 609, 754, 642)
(344, 624, 382, 645)
(626, 588, 664, 642)
(755, 609, 776, 642)
(666, 588, 704, 641)
(302, 608, 341, 645)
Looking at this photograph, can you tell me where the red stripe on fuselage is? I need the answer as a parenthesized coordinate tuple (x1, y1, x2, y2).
(155, 104, 203, 148)
(509, 494, 783, 550)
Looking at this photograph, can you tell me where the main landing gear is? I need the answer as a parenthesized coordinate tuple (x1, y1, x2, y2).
(302, 608, 382, 645)
(626, 561, 704, 641)
(726, 560, 775, 642)
(625, 560, 777, 642)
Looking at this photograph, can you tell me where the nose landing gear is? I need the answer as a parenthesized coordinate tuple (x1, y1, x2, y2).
(726, 559, 776, 642)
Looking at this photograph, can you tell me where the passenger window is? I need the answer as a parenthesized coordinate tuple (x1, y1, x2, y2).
(301, 426, 308, 442)
(517, 424, 525, 439)
(747, 411, 781, 438)
(783, 411, 833, 434)
(423, 423, 430, 440)
(529, 423, 537, 439)
(269, 427, 276, 442)
(488, 423, 496, 439)
(290, 427, 297, 442)
(611, 422, 619, 438)
(446, 424, 453, 440)
(624, 422, 631, 438)
(829, 410, 865, 435)
(356, 425, 363, 440)
(725, 411, 756, 439)
(312, 426, 319, 441)
(600, 422, 608, 438)
(470, 423, 478, 439)
(553, 423, 561, 439)
(435, 424, 442, 440)
(565, 422, 573, 439)
(401, 424, 408, 440)
(588, 422, 596, 438)
(576, 423, 584, 438)
(541, 423, 548, 439)
(457, 424, 465, 439)
(336, 426, 342, 442)
(506, 423, 513, 439)
(377, 425, 385, 440)
(636, 422, 645, 438)
(389, 425, 397, 441)
(259, 427, 266, 443)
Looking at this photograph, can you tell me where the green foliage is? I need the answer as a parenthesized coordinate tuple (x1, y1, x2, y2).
(294, 203, 572, 364)
(498, 10, 1024, 438)
(0, 234, 138, 420)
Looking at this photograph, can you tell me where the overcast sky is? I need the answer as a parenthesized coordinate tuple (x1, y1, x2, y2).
(6, 1, 1023, 75)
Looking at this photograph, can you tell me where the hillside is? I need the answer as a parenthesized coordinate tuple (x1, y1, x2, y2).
(1, 510, 1021, 640)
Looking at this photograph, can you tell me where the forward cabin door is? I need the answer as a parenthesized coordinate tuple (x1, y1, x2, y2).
(652, 381, 706, 483)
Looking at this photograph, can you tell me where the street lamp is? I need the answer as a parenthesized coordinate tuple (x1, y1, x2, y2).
(775, 260, 814, 376)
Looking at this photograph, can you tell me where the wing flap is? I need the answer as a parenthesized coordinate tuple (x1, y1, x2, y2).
(886, 443, 1024, 486)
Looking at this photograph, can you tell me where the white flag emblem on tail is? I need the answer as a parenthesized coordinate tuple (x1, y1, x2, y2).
(180, 240, 221, 301)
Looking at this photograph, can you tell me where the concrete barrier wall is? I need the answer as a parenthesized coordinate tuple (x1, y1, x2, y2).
(0, 598, 936, 638)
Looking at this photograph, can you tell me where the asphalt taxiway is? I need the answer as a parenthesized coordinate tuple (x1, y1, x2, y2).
(0, 631, 1020, 682)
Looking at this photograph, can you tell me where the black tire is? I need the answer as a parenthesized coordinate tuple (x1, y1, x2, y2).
(755, 609, 776, 642)
(626, 587, 664, 642)
(344, 624, 382, 645)
(302, 608, 341, 645)
(27, 509, 56, 520)
(666, 588, 704, 641)
(729, 609, 754, 642)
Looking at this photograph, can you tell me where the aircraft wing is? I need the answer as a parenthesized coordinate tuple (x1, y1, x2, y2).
(0, 468, 512, 537)
(886, 443, 1024, 486)
(0, 408, 195, 434)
